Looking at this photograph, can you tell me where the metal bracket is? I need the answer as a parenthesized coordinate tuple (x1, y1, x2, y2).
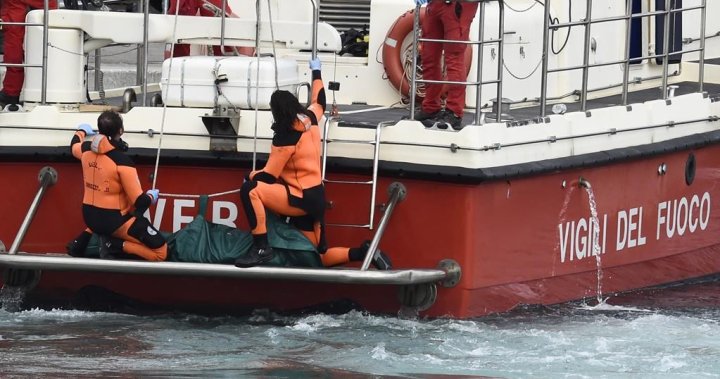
(437, 259, 461, 288)
(201, 109, 241, 152)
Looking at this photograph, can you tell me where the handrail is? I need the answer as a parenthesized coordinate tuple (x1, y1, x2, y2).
(540, 0, 707, 114)
(322, 118, 389, 230)
(0, 253, 446, 285)
(360, 182, 407, 271)
(405, 0, 709, 119)
(0, 1, 52, 104)
(661, 0, 671, 101)
(580, 0, 593, 110)
(698, 0, 707, 92)
(409, 0, 502, 124)
(8, 167, 58, 255)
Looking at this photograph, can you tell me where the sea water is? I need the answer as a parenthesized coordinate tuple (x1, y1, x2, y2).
(2, 280, 720, 378)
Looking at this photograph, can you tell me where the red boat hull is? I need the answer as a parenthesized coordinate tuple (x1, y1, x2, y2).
(2, 145, 720, 318)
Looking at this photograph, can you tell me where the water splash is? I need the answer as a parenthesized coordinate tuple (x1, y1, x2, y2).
(0, 285, 26, 312)
(582, 184, 605, 305)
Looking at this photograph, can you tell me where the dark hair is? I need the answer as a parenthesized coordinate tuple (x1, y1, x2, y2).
(270, 90, 312, 134)
(97, 110, 123, 137)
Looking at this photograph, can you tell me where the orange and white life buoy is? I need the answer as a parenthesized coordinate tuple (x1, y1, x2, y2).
(382, 8, 473, 99)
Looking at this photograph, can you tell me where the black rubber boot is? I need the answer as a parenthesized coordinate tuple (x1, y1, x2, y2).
(0, 92, 20, 111)
(235, 234, 275, 268)
(66, 231, 92, 257)
(352, 240, 393, 270)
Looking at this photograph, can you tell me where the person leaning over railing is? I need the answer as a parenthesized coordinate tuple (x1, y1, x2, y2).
(412, 0, 478, 130)
(235, 58, 392, 270)
(70, 111, 168, 261)
(0, 0, 58, 109)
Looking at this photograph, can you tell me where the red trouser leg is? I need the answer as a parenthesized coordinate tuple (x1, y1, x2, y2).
(1, 2, 28, 97)
(439, 2, 477, 117)
(1, 0, 58, 97)
(420, 3, 445, 114)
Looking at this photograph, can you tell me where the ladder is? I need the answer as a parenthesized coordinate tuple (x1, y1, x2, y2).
(321, 117, 391, 230)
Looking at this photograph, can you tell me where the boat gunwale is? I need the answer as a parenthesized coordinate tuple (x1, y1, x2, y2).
(3, 126, 720, 184)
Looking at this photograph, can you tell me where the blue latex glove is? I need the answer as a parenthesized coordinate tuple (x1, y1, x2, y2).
(146, 189, 160, 205)
(309, 58, 322, 71)
(77, 123, 96, 136)
(414, 0, 428, 5)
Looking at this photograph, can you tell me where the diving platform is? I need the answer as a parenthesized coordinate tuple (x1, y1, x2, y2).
(0, 252, 450, 286)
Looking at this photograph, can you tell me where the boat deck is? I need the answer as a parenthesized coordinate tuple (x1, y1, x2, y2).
(335, 81, 720, 129)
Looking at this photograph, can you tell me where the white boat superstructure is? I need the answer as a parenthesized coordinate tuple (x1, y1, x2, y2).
(7, 1, 717, 167)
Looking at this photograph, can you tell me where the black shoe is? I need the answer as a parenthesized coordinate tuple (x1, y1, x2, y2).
(372, 250, 393, 270)
(439, 110, 463, 130)
(66, 231, 92, 258)
(361, 240, 393, 270)
(413, 109, 441, 121)
(235, 246, 275, 268)
(0, 92, 20, 110)
(98, 236, 123, 260)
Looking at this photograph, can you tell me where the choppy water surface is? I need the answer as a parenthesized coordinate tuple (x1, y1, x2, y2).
(2, 282, 720, 378)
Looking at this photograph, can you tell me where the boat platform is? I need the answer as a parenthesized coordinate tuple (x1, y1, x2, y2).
(0, 252, 452, 286)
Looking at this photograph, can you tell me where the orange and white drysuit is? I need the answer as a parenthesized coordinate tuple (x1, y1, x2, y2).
(239, 69, 352, 267)
(71, 130, 167, 261)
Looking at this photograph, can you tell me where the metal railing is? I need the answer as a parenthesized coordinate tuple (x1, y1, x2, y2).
(0, 1, 52, 104)
(405, 0, 709, 123)
(321, 117, 387, 230)
(540, 0, 708, 116)
(8, 168, 58, 255)
(408, 0, 500, 125)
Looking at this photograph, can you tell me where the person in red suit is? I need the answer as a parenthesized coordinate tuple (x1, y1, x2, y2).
(167, 0, 236, 57)
(413, 0, 478, 131)
(0, 0, 58, 108)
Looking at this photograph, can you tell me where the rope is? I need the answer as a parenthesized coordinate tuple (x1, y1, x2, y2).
(48, 43, 139, 57)
(504, 0, 540, 13)
(266, 0, 279, 90)
(160, 187, 241, 199)
(503, 58, 543, 81)
(252, 0, 262, 171)
(402, 44, 425, 99)
(151, 0, 182, 190)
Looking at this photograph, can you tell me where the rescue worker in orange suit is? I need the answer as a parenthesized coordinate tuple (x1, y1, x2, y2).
(412, 0, 478, 130)
(70, 111, 168, 261)
(167, 0, 235, 57)
(0, 0, 58, 109)
(235, 58, 392, 270)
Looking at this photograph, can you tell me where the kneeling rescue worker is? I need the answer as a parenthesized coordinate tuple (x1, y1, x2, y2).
(235, 58, 392, 270)
(70, 111, 167, 261)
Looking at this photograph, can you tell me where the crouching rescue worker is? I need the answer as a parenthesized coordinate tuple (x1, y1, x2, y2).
(70, 111, 167, 261)
(235, 58, 392, 270)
